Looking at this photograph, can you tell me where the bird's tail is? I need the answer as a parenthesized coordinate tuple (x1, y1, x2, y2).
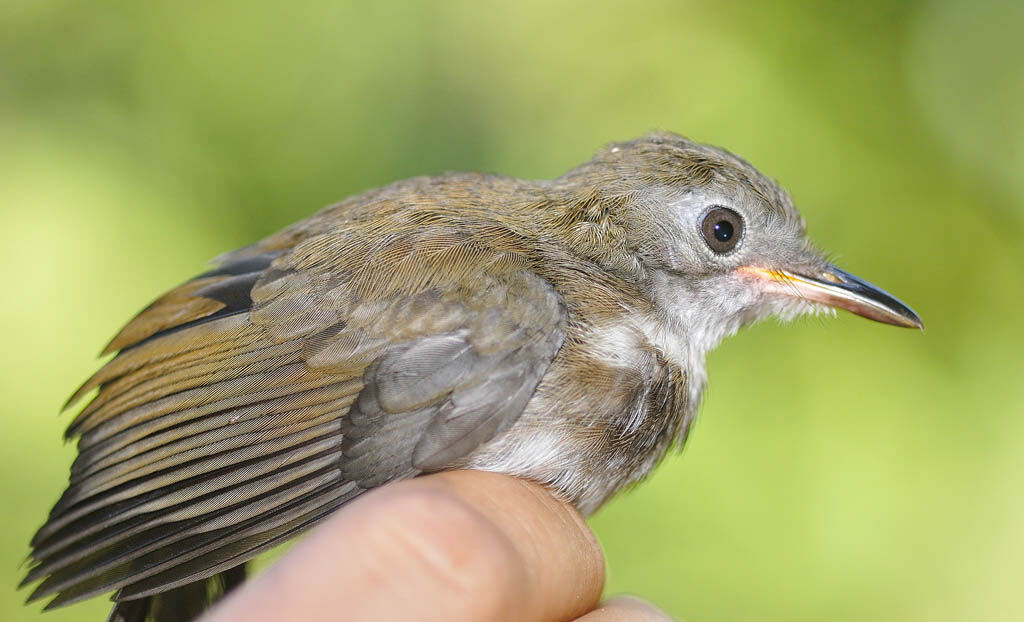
(106, 565, 246, 622)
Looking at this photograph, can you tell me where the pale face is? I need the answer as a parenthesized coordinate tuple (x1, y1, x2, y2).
(634, 178, 921, 354)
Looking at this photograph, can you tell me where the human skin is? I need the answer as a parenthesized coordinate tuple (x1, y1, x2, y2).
(201, 470, 672, 621)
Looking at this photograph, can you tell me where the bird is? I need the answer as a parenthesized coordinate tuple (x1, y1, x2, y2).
(22, 131, 922, 621)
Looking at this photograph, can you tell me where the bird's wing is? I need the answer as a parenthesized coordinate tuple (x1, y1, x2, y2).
(24, 224, 566, 610)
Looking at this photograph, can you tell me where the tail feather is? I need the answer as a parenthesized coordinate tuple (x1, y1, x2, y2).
(106, 565, 246, 622)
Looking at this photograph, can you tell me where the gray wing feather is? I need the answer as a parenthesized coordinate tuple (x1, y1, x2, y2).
(342, 274, 565, 484)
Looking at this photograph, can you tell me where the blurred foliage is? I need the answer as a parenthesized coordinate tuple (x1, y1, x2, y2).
(2, 1, 1022, 620)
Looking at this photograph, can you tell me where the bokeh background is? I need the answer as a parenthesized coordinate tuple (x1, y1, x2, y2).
(3, 1, 1022, 620)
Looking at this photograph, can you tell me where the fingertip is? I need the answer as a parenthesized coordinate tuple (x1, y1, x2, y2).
(576, 595, 676, 621)
(420, 470, 606, 617)
(204, 470, 607, 622)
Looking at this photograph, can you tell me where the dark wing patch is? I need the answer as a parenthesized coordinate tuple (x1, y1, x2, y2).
(99, 252, 283, 356)
(191, 272, 262, 316)
(197, 252, 282, 279)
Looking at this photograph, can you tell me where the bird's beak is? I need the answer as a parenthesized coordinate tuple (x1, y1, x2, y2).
(738, 264, 924, 329)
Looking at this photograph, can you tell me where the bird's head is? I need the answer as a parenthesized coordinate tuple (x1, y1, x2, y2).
(553, 131, 922, 352)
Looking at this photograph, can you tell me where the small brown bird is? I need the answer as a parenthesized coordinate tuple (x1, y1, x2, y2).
(23, 132, 922, 620)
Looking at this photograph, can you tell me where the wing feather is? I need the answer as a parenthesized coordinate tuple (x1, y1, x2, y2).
(27, 223, 566, 615)
(26, 451, 341, 584)
(71, 381, 360, 483)
(30, 436, 344, 568)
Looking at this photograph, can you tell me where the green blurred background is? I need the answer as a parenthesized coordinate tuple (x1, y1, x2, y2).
(3, 1, 1022, 620)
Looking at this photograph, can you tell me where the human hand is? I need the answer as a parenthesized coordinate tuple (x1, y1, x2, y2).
(201, 470, 672, 621)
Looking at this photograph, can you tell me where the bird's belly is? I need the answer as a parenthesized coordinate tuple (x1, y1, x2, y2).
(461, 346, 693, 516)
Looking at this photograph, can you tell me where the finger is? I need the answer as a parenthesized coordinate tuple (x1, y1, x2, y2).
(202, 470, 605, 622)
(574, 596, 675, 621)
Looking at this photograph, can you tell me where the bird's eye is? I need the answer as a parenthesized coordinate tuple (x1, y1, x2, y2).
(700, 206, 744, 254)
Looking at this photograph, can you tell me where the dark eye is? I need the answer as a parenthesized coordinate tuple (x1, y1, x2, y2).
(700, 206, 744, 254)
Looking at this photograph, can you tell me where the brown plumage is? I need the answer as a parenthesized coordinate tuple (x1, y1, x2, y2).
(24, 132, 922, 620)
